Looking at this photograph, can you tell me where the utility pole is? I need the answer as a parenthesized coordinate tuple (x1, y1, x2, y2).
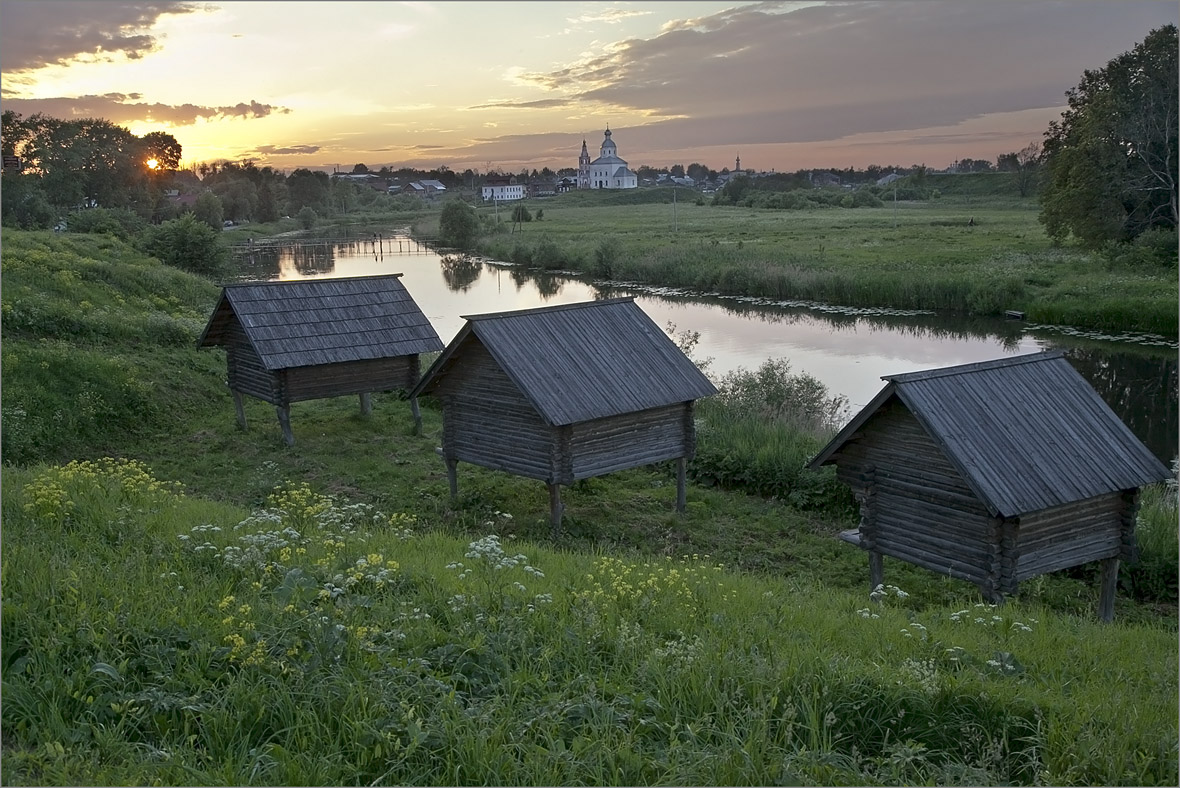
(673, 186, 678, 233)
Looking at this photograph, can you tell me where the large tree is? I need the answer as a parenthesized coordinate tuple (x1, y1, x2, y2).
(1, 111, 181, 215)
(1040, 25, 1178, 247)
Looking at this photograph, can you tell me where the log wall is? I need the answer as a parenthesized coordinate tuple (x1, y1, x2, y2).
(568, 403, 691, 481)
(1015, 491, 1125, 579)
(224, 323, 282, 404)
(437, 341, 556, 481)
(832, 400, 997, 586)
(285, 356, 418, 402)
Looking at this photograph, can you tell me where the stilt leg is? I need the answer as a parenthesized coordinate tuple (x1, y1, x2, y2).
(359, 392, 372, 416)
(548, 483, 563, 538)
(445, 456, 458, 504)
(276, 404, 294, 447)
(410, 396, 423, 435)
(1098, 557, 1120, 622)
(676, 457, 687, 513)
(869, 551, 884, 594)
(232, 390, 248, 430)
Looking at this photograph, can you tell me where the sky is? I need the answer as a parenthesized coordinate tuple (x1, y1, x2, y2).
(1, 0, 1177, 175)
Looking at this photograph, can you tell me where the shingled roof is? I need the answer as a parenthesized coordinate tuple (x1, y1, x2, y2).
(197, 274, 443, 369)
(809, 351, 1172, 518)
(411, 297, 717, 426)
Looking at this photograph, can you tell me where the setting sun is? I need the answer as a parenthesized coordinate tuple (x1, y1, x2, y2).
(146, 158, 159, 170)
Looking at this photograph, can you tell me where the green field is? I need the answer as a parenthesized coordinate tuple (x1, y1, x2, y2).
(414, 177, 1178, 337)
(2, 228, 1177, 785)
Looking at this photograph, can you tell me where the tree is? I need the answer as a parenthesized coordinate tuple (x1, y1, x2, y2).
(1013, 142, 1042, 198)
(1040, 24, 1178, 247)
(1, 112, 182, 217)
(438, 199, 479, 249)
(193, 191, 224, 230)
(286, 168, 331, 214)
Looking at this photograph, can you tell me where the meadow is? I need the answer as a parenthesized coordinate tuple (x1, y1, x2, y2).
(414, 175, 1178, 338)
(1, 227, 1177, 785)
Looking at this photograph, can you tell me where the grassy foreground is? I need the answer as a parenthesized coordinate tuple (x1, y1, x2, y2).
(2, 228, 1177, 785)
(415, 178, 1178, 337)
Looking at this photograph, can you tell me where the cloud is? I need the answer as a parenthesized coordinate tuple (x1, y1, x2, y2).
(0, 94, 289, 125)
(567, 8, 651, 25)
(467, 98, 574, 110)
(0, 2, 206, 72)
(254, 144, 320, 155)
(518, 0, 1178, 145)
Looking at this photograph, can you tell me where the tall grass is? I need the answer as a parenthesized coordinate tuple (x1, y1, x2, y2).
(692, 358, 854, 513)
(426, 196, 1177, 337)
(3, 226, 1177, 784)
(3, 461, 1176, 786)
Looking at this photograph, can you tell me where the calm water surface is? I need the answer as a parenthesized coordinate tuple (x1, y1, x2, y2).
(231, 230, 1178, 463)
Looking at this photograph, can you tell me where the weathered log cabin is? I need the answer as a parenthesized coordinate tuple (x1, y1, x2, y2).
(197, 274, 444, 445)
(410, 297, 718, 531)
(807, 351, 1171, 621)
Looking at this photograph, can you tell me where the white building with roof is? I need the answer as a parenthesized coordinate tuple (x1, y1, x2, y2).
(578, 128, 637, 189)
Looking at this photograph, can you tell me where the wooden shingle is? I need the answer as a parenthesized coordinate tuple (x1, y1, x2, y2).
(808, 350, 1171, 620)
(412, 297, 717, 423)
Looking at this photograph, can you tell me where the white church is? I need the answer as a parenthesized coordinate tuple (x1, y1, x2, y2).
(578, 127, 637, 189)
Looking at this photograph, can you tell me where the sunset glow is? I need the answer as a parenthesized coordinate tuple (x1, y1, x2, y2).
(2, 1, 1176, 174)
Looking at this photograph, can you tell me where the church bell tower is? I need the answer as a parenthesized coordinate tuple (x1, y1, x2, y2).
(578, 139, 591, 189)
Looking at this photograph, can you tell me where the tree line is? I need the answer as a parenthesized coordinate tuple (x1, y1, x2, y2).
(2, 23, 1175, 256)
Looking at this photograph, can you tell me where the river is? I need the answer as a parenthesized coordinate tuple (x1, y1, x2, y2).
(230, 229, 1178, 464)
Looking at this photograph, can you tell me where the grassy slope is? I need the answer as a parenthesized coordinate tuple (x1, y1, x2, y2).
(417, 180, 1178, 337)
(2, 228, 1177, 785)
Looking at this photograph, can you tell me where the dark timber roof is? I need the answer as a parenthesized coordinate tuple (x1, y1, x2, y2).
(197, 275, 443, 369)
(412, 298, 718, 426)
(809, 351, 1171, 518)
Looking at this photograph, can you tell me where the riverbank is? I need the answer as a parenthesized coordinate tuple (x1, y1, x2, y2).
(412, 192, 1178, 338)
(3, 227, 1176, 785)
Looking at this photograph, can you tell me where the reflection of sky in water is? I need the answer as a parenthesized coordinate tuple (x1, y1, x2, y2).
(260, 235, 1046, 412)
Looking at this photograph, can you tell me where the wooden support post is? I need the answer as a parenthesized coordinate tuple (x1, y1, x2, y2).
(1098, 556, 1120, 622)
(410, 396, 423, 436)
(276, 404, 294, 447)
(359, 392, 372, 416)
(444, 455, 458, 504)
(548, 482, 563, 537)
(232, 390, 248, 430)
(869, 551, 884, 594)
(859, 465, 883, 595)
(676, 457, 687, 513)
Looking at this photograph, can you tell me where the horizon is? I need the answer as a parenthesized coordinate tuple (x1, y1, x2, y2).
(2, 1, 1176, 175)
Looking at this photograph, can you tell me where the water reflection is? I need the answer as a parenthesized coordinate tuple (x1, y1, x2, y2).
(229, 231, 1177, 462)
(440, 254, 483, 292)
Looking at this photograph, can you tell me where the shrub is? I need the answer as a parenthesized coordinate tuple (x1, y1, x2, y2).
(1, 179, 56, 229)
(63, 207, 146, 240)
(138, 214, 230, 278)
(691, 359, 855, 513)
(297, 206, 318, 231)
(1124, 462, 1179, 602)
(532, 235, 566, 269)
(511, 204, 532, 223)
(592, 236, 621, 278)
(1103, 228, 1179, 269)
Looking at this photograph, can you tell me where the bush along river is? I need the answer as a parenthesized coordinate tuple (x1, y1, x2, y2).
(230, 229, 1177, 465)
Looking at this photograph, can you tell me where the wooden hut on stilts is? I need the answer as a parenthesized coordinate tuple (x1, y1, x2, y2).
(410, 298, 717, 534)
(808, 351, 1171, 621)
(197, 274, 443, 446)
